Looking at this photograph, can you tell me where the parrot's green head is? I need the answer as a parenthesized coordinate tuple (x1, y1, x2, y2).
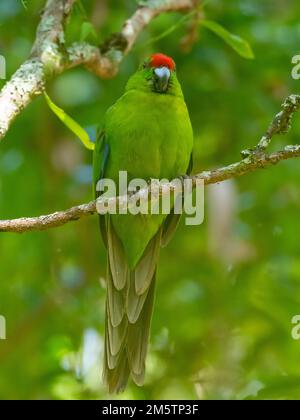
(126, 53, 183, 97)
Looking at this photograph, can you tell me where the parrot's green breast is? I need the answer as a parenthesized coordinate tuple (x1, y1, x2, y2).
(101, 88, 193, 268)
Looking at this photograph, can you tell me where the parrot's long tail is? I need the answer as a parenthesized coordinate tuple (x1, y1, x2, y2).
(103, 220, 161, 393)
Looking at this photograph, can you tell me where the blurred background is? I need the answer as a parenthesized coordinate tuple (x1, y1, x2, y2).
(1, 0, 300, 400)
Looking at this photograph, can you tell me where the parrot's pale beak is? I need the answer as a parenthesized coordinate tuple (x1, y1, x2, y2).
(153, 66, 171, 93)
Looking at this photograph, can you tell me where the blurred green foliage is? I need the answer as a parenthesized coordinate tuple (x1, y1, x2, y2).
(1, 0, 300, 400)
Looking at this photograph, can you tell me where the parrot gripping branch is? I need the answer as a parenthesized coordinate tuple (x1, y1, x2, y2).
(0, 144, 300, 233)
(1, 93, 300, 233)
(0, 0, 195, 140)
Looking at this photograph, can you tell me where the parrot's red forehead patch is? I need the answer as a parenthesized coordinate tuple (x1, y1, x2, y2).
(150, 53, 176, 71)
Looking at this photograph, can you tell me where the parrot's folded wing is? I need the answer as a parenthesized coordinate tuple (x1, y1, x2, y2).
(108, 219, 129, 291)
(134, 230, 161, 295)
(93, 130, 110, 247)
(161, 211, 182, 248)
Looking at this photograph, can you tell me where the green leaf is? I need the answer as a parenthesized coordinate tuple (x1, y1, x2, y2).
(80, 21, 98, 43)
(201, 20, 255, 59)
(44, 92, 94, 151)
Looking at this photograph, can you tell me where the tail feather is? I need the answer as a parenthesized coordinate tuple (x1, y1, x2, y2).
(126, 272, 150, 323)
(105, 308, 121, 370)
(134, 232, 161, 295)
(103, 326, 130, 393)
(106, 268, 125, 327)
(107, 219, 129, 290)
(103, 219, 161, 393)
(107, 305, 127, 358)
(127, 276, 156, 376)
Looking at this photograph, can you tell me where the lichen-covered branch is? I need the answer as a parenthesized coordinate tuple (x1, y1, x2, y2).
(0, 59, 45, 139)
(0, 144, 299, 233)
(0, 0, 195, 140)
(257, 94, 300, 150)
(0, 0, 75, 140)
(241, 94, 300, 156)
(0, 200, 96, 233)
(122, 0, 194, 54)
(31, 0, 76, 63)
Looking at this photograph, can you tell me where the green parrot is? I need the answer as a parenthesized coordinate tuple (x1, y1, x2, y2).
(93, 53, 194, 393)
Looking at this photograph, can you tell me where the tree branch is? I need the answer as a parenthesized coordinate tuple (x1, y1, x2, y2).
(241, 94, 300, 156)
(0, 146, 299, 233)
(0, 0, 195, 140)
(0, 0, 75, 139)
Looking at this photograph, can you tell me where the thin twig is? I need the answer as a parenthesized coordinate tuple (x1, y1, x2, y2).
(241, 94, 300, 156)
